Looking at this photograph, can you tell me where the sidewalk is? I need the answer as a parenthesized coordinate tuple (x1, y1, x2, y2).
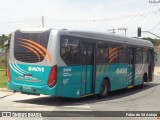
(0, 89, 14, 99)
(154, 67, 160, 75)
(0, 92, 14, 99)
(0, 88, 12, 92)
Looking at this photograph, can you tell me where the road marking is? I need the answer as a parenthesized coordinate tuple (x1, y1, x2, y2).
(63, 105, 90, 109)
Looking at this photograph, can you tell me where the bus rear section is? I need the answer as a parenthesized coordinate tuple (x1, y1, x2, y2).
(8, 29, 57, 96)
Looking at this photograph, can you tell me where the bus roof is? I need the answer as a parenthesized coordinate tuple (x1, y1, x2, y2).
(17, 28, 51, 33)
(66, 30, 154, 48)
(14, 28, 154, 48)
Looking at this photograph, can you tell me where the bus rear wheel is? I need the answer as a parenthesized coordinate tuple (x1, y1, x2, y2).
(98, 80, 109, 99)
(140, 80, 144, 88)
(140, 74, 147, 88)
(140, 73, 147, 88)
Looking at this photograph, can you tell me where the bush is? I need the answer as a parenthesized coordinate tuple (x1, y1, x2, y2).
(0, 59, 6, 63)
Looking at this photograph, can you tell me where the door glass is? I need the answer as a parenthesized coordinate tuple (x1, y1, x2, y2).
(128, 48, 133, 65)
(82, 43, 93, 65)
(81, 42, 94, 95)
(82, 44, 87, 65)
(87, 44, 94, 65)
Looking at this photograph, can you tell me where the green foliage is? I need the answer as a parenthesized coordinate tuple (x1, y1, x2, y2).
(0, 71, 7, 88)
(142, 37, 160, 46)
(0, 34, 10, 50)
(0, 59, 6, 63)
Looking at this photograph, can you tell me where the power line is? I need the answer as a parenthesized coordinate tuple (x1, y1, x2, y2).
(127, 3, 151, 27)
(140, 22, 160, 37)
(45, 10, 160, 23)
(150, 22, 160, 31)
(0, 19, 40, 25)
(0, 9, 158, 27)
(127, 3, 159, 28)
(149, 0, 160, 3)
(0, 21, 41, 28)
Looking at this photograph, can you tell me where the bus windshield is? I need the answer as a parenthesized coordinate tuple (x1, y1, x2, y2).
(14, 30, 50, 63)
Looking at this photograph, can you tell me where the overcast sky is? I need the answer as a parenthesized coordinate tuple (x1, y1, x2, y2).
(0, 0, 160, 38)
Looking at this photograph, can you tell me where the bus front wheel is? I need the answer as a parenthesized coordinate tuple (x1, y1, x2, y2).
(98, 80, 109, 99)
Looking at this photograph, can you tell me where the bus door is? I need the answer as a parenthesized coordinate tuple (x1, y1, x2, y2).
(81, 42, 95, 96)
(148, 49, 154, 81)
(128, 48, 136, 87)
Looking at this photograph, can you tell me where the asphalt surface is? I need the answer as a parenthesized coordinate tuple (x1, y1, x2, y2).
(0, 73, 160, 120)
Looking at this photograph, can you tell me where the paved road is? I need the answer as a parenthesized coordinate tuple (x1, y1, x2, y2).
(0, 74, 160, 120)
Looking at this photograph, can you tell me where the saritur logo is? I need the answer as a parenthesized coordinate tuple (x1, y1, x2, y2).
(28, 66, 44, 72)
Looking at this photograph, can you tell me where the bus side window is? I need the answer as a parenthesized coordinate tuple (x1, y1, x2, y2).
(119, 45, 126, 63)
(109, 44, 119, 64)
(136, 48, 143, 64)
(60, 36, 80, 65)
(143, 48, 148, 63)
(97, 42, 108, 64)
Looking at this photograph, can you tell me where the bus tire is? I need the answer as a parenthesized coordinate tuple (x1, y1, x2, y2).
(140, 74, 146, 88)
(140, 80, 144, 88)
(98, 80, 109, 99)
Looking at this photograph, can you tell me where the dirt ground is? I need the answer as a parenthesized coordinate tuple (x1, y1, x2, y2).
(154, 67, 160, 75)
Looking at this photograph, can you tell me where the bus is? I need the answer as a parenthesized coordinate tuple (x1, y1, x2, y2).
(8, 28, 155, 98)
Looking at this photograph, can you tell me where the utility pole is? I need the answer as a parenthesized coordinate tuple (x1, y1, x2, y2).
(108, 29, 116, 34)
(118, 28, 128, 36)
(42, 16, 44, 28)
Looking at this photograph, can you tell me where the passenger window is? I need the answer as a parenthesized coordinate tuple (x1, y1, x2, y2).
(82, 42, 94, 65)
(143, 48, 148, 63)
(119, 45, 126, 63)
(109, 44, 119, 63)
(97, 42, 108, 64)
(60, 36, 80, 65)
(136, 48, 143, 63)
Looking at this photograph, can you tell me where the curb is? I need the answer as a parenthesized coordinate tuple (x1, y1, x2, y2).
(0, 88, 12, 92)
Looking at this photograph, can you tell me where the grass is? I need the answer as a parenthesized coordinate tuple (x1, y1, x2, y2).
(0, 71, 7, 88)
(0, 65, 6, 69)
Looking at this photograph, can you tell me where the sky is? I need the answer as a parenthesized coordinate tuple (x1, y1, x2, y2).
(0, 0, 160, 38)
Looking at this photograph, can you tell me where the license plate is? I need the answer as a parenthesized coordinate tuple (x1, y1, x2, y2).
(23, 86, 31, 90)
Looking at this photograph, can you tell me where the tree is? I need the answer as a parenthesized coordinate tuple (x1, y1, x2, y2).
(0, 34, 10, 50)
(0, 34, 10, 75)
(142, 37, 160, 46)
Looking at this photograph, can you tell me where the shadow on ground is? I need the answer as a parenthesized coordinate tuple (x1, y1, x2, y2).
(14, 82, 159, 106)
